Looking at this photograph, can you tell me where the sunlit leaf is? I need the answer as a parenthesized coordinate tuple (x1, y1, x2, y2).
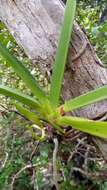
(58, 116, 107, 138)
(62, 85, 107, 112)
(0, 85, 41, 110)
(50, 0, 76, 108)
(0, 42, 47, 102)
(16, 103, 42, 126)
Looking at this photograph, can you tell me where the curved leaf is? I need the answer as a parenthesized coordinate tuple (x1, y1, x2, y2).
(0, 42, 47, 102)
(63, 85, 107, 112)
(58, 116, 107, 138)
(16, 103, 42, 126)
(0, 85, 41, 110)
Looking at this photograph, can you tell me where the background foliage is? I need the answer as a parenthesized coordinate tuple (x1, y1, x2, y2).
(77, 0, 107, 65)
(0, 0, 107, 189)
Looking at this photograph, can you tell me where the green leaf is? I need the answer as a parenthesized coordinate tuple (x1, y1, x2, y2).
(0, 42, 46, 102)
(57, 116, 107, 138)
(16, 104, 45, 141)
(49, 0, 76, 108)
(0, 85, 41, 110)
(63, 85, 107, 112)
(15, 103, 42, 126)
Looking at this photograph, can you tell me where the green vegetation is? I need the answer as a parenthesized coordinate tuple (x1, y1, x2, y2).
(77, 0, 107, 65)
(0, 0, 107, 189)
(0, 0, 107, 140)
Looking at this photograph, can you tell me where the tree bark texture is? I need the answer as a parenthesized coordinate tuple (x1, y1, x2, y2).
(0, 0, 107, 158)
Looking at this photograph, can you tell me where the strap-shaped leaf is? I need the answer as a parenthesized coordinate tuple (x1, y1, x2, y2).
(50, 0, 76, 108)
(16, 103, 42, 126)
(0, 85, 41, 110)
(62, 85, 107, 112)
(58, 116, 107, 138)
(0, 42, 46, 101)
(16, 104, 45, 141)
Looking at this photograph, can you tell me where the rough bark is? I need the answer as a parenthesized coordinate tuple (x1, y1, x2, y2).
(0, 0, 107, 158)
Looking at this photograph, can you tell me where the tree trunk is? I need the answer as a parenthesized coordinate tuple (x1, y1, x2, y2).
(0, 0, 107, 158)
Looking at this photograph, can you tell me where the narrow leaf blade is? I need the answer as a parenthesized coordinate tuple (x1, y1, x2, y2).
(0, 42, 46, 101)
(16, 103, 41, 126)
(16, 104, 45, 141)
(63, 85, 107, 112)
(50, 0, 76, 108)
(0, 85, 41, 110)
(58, 116, 107, 138)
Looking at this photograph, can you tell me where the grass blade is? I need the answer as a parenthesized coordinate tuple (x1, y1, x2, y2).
(50, 0, 76, 108)
(62, 85, 107, 112)
(58, 116, 107, 138)
(0, 85, 41, 110)
(0, 42, 46, 101)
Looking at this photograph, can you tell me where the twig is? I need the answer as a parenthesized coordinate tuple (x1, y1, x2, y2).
(53, 138, 59, 190)
(10, 164, 37, 190)
(0, 152, 8, 172)
(0, 103, 29, 119)
(75, 151, 102, 161)
(30, 141, 40, 190)
(83, 146, 90, 172)
(72, 167, 107, 181)
(30, 141, 40, 162)
(68, 137, 87, 162)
